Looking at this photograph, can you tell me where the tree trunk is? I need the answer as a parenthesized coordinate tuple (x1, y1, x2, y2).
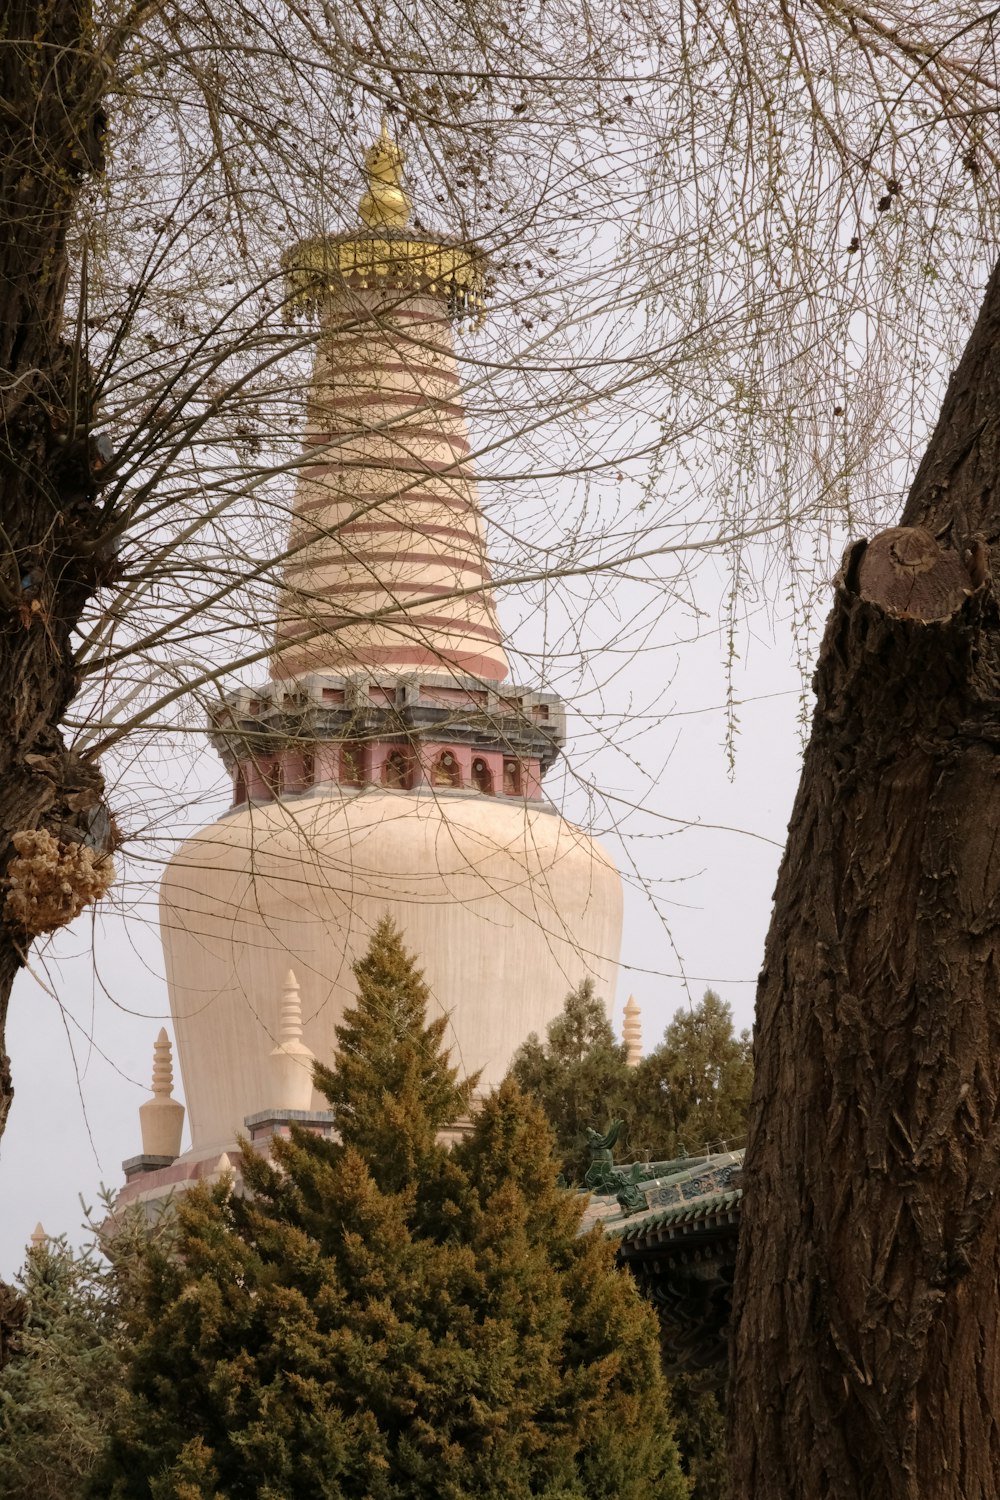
(729, 255, 1000, 1498)
(0, 4, 116, 1140)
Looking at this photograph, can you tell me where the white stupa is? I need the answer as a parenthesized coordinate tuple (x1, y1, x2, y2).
(119, 126, 622, 1207)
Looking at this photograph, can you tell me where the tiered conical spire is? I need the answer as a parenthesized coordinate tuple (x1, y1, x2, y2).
(139, 1027, 185, 1158)
(211, 1151, 235, 1192)
(270, 967, 315, 1110)
(275, 124, 507, 685)
(623, 994, 642, 1067)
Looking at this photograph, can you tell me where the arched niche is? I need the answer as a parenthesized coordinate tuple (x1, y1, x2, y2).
(432, 750, 461, 788)
(383, 750, 410, 790)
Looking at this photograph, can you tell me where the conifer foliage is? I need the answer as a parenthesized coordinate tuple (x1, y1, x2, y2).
(509, 979, 633, 1180)
(630, 991, 752, 1162)
(316, 917, 476, 1196)
(510, 984, 751, 1180)
(0, 1234, 127, 1500)
(509, 984, 748, 1500)
(95, 920, 688, 1499)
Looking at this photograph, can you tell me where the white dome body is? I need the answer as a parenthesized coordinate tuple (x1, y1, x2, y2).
(160, 785, 623, 1151)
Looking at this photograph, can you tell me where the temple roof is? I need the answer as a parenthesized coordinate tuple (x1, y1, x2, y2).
(581, 1147, 744, 1235)
(582, 1146, 745, 1385)
(612, 1185, 743, 1244)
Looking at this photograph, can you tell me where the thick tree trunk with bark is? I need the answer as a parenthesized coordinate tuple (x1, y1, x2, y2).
(0, 4, 117, 1139)
(730, 256, 1000, 1498)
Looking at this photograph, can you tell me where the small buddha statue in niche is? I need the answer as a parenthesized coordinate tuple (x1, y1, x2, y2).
(433, 751, 461, 787)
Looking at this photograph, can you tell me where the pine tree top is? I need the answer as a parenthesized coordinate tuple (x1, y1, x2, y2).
(316, 916, 477, 1198)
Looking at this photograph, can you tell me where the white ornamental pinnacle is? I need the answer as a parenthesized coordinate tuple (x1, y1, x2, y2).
(270, 967, 315, 1111)
(209, 1151, 236, 1197)
(151, 1026, 173, 1095)
(29, 1221, 47, 1250)
(623, 994, 642, 1068)
(139, 1027, 186, 1159)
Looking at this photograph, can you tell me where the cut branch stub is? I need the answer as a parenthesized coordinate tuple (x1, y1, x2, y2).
(840, 526, 989, 621)
(730, 517, 1000, 1497)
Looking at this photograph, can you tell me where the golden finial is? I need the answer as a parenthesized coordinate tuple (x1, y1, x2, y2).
(283, 114, 485, 322)
(358, 117, 411, 230)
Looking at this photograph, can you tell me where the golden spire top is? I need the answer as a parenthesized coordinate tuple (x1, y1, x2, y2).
(358, 117, 412, 230)
(283, 114, 485, 323)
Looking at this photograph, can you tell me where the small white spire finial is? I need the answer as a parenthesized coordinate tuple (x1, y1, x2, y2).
(270, 966, 315, 1111)
(623, 994, 642, 1068)
(29, 1222, 47, 1249)
(151, 1026, 173, 1095)
(139, 1028, 185, 1159)
(280, 969, 304, 1044)
(209, 1151, 235, 1196)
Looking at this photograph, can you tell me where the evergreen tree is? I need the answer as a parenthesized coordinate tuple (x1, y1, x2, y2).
(509, 980, 632, 1180)
(509, 983, 752, 1177)
(624, 988, 751, 1500)
(630, 992, 752, 1160)
(0, 1278, 25, 1372)
(94, 926, 688, 1499)
(668, 1378, 729, 1500)
(316, 916, 477, 1199)
(511, 985, 750, 1500)
(456, 1082, 686, 1499)
(0, 1234, 126, 1499)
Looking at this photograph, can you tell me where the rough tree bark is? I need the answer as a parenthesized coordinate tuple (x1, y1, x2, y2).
(729, 254, 1000, 1498)
(0, 4, 120, 1139)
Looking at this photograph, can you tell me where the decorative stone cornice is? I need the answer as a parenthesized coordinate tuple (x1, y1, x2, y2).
(209, 671, 565, 774)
